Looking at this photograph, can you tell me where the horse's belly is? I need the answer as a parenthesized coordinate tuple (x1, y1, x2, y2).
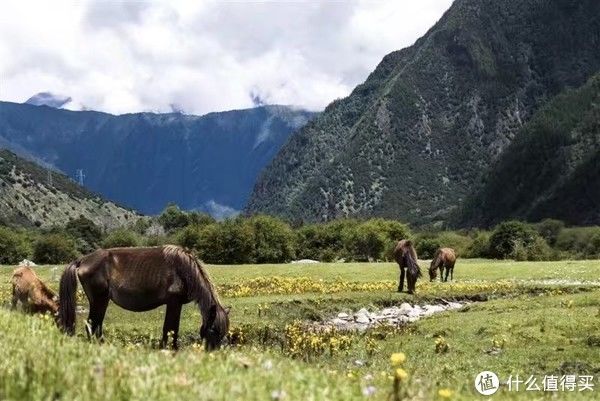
(109, 288, 169, 312)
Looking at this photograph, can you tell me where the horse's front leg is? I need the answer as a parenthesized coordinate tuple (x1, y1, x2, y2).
(161, 301, 183, 350)
(10, 286, 18, 310)
(398, 267, 406, 292)
(443, 266, 449, 282)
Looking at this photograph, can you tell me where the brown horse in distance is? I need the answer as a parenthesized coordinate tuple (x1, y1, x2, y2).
(393, 240, 422, 294)
(429, 248, 457, 282)
(58, 245, 229, 350)
(11, 265, 58, 314)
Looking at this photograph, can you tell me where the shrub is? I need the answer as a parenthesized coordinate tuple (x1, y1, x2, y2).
(102, 229, 140, 248)
(488, 221, 540, 259)
(248, 215, 295, 263)
(0, 227, 31, 264)
(158, 204, 190, 232)
(33, 234, 77, 264)
(343, 220, 387, 261)
(465, 232, 491, 258)
(176, 225, 202, 250)
(415, 236, 442, 259)
(555, 227, 600, 259)
(197, 219, 255, 264)
(65, 216, 103, 254)
(295, 220, 357, 262)
(535, 219, 565, 246)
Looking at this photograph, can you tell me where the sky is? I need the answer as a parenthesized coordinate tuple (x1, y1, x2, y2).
(0, 0, 454, 116)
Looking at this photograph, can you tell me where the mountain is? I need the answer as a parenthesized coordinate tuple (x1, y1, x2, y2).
(458, 74, 600, 227)
(25, 92, 72, 108)
(246, 0, 600, 225)
(0, 149, 138, 228)
(0, 103, 315, 216)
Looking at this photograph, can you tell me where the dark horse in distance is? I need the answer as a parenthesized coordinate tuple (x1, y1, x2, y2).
(393, 240, 421, 294)
(429, 247, 457, 282)
(58, 245, 229, 350)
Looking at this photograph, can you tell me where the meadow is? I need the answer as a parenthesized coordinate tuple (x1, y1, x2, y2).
(1, 259, 600, 400)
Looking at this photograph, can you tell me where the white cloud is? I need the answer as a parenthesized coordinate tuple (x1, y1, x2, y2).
(0, 0, 454, 115)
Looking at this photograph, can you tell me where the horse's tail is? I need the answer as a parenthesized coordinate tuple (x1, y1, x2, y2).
(58, 260, 79, 335)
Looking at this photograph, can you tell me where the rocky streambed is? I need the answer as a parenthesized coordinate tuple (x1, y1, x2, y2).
(319, 301, 467, 331)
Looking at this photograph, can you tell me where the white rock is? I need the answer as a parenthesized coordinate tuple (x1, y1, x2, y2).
(337, 312, 349, 319)
(398, 303, 413, 314)
(424, 305, 445, 314)
(355, 315, 371, 324)
(331, 318, 348, 326)
(356, 308, 370, 316)
(291, 259, 319, 264)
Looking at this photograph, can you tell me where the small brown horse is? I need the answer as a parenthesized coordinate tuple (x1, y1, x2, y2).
(393, 240, 422, 294)
(58, 245, 229, 350)
(11, 265, 59, 314)
(429, 248, 457, 282)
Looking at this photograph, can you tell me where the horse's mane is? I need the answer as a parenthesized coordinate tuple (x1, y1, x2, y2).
(162, 245, 222, 313)
(430, 249, 442, 271)
(402, 241, 422, 279)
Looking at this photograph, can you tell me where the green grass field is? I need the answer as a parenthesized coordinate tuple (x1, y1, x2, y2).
(1, 259, 599, 400)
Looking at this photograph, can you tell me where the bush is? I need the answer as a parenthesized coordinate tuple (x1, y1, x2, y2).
(65, 216, 103, 254)
(488, 221, 548, 260)
(535, 219, 565, 246)
(158, 204, 190, 232)
(176, 225, 202, 250)
(33, 234, 77, 264)
(555, 227, 600, 259)
(248, 215, 295, 263)
(415, 236, 442, 259)
(102, 229, 140, 248)
(465, 232, 491, 258)
(0, 227, 31, 264)
(295, 220, 358, 262)
(196, 219, 255, 264)
(343, 220, 387, 261)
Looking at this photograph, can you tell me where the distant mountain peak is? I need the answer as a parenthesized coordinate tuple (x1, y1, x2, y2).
(25, 92, 72, 108)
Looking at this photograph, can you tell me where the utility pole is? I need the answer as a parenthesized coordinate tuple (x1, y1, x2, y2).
(76, 169, 85, 186)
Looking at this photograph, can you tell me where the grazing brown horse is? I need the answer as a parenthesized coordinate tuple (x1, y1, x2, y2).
(429, 248, 457, 282)
(58, 245, 229, 350)
(11, 265, 59, 314)
(393, 240, 421, 294)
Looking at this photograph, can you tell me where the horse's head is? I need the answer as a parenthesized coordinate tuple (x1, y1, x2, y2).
(201, 304, 230, 351)
(428, 261, 438, 281)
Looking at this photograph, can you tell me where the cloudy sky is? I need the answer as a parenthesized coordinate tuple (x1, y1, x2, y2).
(0, 1, 453, 116)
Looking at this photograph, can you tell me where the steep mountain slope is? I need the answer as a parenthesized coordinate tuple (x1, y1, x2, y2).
(458, 74, 600, 227)
(247, 0, 600, 225)
(0, 103, 314, 216)
(0, 149, 138, 228)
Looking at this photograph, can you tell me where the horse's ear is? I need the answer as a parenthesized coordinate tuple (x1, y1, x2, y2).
(224, 306, 231, 315)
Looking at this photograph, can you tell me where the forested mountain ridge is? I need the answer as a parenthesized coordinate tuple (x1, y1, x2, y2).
(247, 0, 600, 225)
(0, 102, 314, 217)
(458, 73, 600, 227)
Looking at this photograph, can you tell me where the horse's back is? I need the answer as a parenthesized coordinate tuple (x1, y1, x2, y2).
(92, 246, 187, 311)
(440, 248, 456, 265)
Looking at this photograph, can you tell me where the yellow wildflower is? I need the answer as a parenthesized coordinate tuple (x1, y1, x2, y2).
(395, 368, 408, 381)
(438, 388, 453, 398)
(390, 352, 406, 366)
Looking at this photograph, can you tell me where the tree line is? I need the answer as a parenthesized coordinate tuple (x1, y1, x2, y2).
(0, 205, 599, 265)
